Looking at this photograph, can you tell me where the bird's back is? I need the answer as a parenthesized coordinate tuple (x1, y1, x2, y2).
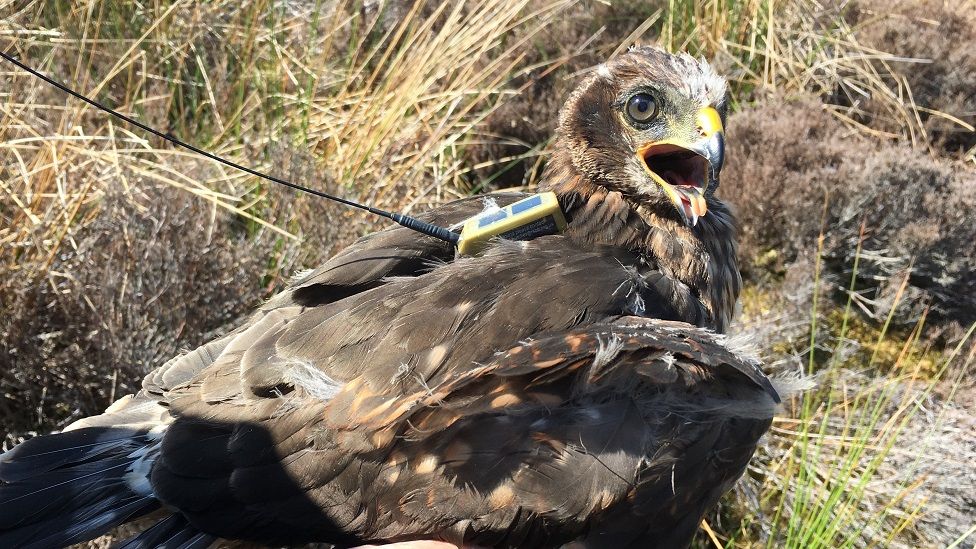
(1, 202, 774, 547)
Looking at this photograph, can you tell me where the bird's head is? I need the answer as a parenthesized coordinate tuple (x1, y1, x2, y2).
(556, 45, 728, 227)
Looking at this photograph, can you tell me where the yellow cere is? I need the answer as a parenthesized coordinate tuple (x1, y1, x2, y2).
(696, 107, 723, 137)
(457, 192, 568, 255)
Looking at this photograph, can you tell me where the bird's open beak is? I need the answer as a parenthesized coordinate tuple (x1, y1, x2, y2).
(637, 107, 725, 227)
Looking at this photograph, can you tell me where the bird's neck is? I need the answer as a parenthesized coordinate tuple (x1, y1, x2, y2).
(540, 150, 741, 332)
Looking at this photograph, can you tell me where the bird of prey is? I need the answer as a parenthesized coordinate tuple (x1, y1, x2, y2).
(0, 46, 778, 549)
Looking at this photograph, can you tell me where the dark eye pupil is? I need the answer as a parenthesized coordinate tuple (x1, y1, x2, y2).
(636, 100, 649, 112)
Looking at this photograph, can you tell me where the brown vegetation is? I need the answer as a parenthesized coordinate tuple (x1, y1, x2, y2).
(1, 181, 291, 439)
(726, 98, 976, 342)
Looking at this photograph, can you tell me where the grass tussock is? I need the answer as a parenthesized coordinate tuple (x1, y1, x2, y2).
(848, 0, 976, 156)
(705, 246, 976, 548)
(1, 0, 975, 547)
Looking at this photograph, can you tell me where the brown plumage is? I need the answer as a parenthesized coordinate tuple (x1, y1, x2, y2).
(0, 46, 775, 549)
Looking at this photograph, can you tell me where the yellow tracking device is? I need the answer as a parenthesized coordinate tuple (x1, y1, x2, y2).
(456, 192, 567, 255)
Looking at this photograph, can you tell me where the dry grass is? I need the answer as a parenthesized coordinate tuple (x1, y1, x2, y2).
(849, 0, 976, 156)
(2, 0, 975, 547)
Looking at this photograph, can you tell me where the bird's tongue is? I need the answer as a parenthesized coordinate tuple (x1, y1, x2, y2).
(674, 185, 707, 226)
(660, 170, 707, 213)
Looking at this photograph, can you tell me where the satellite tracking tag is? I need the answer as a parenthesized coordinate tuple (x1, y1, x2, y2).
(456, 192, 567, 255)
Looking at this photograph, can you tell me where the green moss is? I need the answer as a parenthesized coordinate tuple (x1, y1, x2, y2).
(823, 308, 942, 378)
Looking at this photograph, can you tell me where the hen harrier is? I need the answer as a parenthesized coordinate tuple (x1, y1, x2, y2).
(0, 46, 777, 549)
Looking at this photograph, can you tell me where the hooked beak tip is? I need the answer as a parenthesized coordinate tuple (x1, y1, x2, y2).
(707, 131, 725, 186)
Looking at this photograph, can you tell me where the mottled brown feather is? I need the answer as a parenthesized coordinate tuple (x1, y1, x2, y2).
(146, 316, 774, 548)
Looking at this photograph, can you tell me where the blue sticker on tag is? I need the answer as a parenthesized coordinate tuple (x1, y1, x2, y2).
(510, 194, 543, 215)
(478, 209, 508, 227)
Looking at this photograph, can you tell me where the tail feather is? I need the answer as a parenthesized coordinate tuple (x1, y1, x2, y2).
(0, 492, 158, 548)
(116, 514, 215, 549)
(0, 427, 163, 548)
(0, 427, 150, 482)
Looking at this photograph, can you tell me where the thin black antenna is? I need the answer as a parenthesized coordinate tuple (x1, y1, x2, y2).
(0, 50, 460, 246)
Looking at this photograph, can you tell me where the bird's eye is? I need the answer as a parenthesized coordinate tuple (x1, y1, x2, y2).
(626, 93, 658, 123)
